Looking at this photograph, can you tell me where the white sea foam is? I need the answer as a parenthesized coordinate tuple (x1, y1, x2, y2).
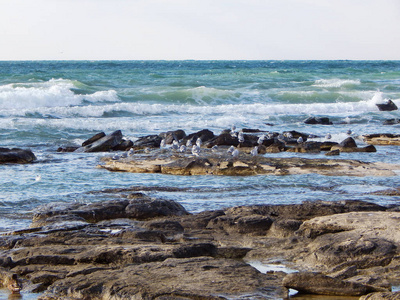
(0, 96, 382, 119)
(0, 79, 118, 110)
(313, 79, 361, 88)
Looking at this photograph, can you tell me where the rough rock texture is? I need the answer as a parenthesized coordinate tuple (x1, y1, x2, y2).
(99, 148, 399, 176)
(1, 197, 400, 299)
(0, 147, 36, 164)
(360, 291, 400, 299)
(363, 134, 400, 146)
(283, 272, 383, 296)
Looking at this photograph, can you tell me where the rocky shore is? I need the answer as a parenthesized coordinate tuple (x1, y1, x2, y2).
(1, 194, 400, 299)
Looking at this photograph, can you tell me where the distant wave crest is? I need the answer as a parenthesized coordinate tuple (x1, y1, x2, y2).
(313, 79, 361, 88)
(0, 79, 119, 110)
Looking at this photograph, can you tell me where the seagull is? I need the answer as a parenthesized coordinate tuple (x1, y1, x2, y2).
(238, 131, 245, 143)
(196, 137, 202, 148)
(144, 147, 150, 154)
(186, 139, 192, 147)
(172, 140, 179, 151)
(192, 145, 200, 156)
(232, 148, 239, 158)
(120, 152, 128, 158)
(284, 132, 293, 139)
(227, 145, 235, 154)
(112, 154, 120, 160)
(35, 175, 42, 182)
(325, 133, 332, 140)
(160, 139, 166, 148)
(179, 145, 186, 153)
(127, 148, 135, 157)
(347, 129, 352, 136)
(297, 136, 303, 143)
(257, 135, 266, 145)
(250, 146, 258, 156)
(267, 133, 274, 139)
(211, 145, 218, 152)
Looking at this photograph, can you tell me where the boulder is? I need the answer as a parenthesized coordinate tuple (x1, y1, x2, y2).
(0, 148, 36, 164)
(159, 129, 186, 144)
(182, 129, 215, 145)
(132, 134, 163, 148)
(376, 99, 398, 111)
(82, 132, 106, 147)
(331, 137, 377, 153)
(75, 130, 123, 152)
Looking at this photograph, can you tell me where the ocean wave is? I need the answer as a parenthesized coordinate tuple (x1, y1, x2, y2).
(0, 95, 387, 120)
(0, 79, 119, 110)
(313, 79, 361, 88)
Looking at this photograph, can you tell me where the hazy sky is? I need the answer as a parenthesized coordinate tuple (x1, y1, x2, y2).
(1, 0, 399, 60)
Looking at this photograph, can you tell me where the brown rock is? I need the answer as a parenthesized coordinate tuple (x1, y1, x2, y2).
(283, 272, 385, 296)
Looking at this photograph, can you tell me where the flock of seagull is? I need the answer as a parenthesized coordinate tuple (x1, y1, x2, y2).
(111, 126, 353, 161)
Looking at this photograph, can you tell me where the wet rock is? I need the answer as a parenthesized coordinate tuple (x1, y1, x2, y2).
(331, 137, 377, 152)
(304, 117, 333, 125)
(283, 272, 385, 296)
(32, 197, 189, 226)
(0, 148, 36, 164)
(132, 134, 163, 148)
(159, 129, 186, 144)
(383, 119, 400, 125)
(325, 149, 340, 156)
(56, 146, 79, 153)
(376, 99, 398, 111)
(82, 132, 106, 147)
(360, 291, 400, 299)
(40, 257, 287, 300)
(75, 130, 123, 153)
(182, 129, 215, 145)
(112, 139, 133, 151)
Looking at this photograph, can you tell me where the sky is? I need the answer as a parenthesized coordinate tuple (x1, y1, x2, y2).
(0, 0, 399, 60)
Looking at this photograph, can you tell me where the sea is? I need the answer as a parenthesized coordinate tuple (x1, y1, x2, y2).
(1, 60, 400, 235)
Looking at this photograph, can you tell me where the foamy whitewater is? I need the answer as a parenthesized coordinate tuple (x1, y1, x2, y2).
(1, 60, 400, 233)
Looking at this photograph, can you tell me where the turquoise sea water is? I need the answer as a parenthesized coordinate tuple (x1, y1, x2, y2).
(1, 60, 400, 232)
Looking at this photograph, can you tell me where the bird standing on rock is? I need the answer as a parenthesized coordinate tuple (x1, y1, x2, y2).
(297, 136, 303, 143)
(251, 146, 258, 156)
(196, 138, 202, 148)
(232, 148, 239, 158)
(192, 145, 200, 156)
(238, 131, 245, 143)
(227, 145, 235, 154)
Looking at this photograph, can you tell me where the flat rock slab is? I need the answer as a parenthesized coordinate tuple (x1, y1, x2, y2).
(99, 150, 399, 176)
(39, 257, 287, 299)
(363, 134, 400, 146)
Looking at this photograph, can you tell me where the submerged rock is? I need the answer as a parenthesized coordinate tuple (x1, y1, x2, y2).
(304, 116, 333, 125)
(0, 148, 36, 164)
